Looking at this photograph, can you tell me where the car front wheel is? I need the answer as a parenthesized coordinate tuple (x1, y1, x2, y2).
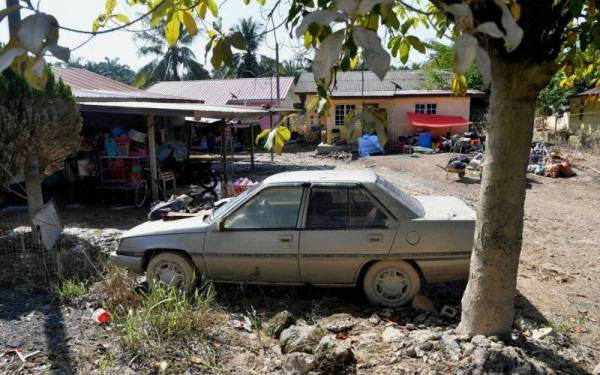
(146, 252, 197, 293)
(363, 260, 421, 307)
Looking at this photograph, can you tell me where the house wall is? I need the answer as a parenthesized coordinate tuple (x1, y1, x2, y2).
(300, 94, 471, 144)
(569, 97, 600, 134)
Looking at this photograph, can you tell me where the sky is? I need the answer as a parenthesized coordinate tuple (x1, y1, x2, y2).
(0, 0, 439, 73)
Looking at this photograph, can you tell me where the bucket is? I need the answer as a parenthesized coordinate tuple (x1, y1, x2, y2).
(117, 142, 130, 157)
(105, 139, 118, 157)
(77, 159, 93, 176)
(418, 132, 432, 148)
(128, 129, 147, 144)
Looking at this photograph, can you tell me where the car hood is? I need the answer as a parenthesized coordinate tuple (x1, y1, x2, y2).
(121, 216, 211, 238)
(414, 196, 476, 221)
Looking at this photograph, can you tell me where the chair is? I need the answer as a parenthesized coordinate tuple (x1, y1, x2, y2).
(160, 171, 176, 199)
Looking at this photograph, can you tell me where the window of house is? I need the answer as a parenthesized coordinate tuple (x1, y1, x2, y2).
(415, 103, 437, 115)
(224, 187, 303, 229)
(335, 104, 356, 127)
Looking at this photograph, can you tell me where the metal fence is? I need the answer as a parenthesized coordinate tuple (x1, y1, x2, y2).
(0, 207, 104, 292)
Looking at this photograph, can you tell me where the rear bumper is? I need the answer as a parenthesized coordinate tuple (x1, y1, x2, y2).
(109, 251, 144, 273)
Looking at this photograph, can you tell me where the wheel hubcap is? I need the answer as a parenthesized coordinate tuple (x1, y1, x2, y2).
(153, 262, 185, 289)
(375, 269, 409, 302)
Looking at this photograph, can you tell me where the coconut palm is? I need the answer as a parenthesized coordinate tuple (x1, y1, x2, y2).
(134, 25, 210, 87)
(233, 18, 265, 78)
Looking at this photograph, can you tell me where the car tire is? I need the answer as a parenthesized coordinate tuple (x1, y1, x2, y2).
(146, 252, 197, 293)
(362, 260, 421, 307)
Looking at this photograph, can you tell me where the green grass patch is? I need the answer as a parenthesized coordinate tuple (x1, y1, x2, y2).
(54, 279, 87, 302)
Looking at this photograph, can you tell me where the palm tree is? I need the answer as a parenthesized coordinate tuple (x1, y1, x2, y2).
(233, 18, 265, 78)
(134, 25, 210, 87)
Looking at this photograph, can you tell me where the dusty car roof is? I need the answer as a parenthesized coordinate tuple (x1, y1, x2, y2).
(263, 170, 378, 184)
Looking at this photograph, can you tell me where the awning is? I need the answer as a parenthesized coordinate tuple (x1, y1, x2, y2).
(79, 101, 296, 120)
(407, 112, 471, 128)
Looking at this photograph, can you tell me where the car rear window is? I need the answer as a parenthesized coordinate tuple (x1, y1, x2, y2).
(376, 177, 425, 218)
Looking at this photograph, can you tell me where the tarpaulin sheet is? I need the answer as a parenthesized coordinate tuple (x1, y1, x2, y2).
(407, 112, 471, 128)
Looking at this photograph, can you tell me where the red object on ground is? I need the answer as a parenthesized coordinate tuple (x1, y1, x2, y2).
(92, 308, 110, 325)
(406, 112, 471, 128)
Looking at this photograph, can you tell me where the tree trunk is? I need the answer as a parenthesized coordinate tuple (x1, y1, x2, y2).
(24, 159, 43, 243)
(457, 58, 553, 339)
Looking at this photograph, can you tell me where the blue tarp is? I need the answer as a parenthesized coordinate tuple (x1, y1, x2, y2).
(358, 134, 385, 157)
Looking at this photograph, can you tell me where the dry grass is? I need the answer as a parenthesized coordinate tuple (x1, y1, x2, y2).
(97, 265, 142, 314)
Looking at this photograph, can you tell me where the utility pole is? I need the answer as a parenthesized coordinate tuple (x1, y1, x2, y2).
(275, 42, 281, 107)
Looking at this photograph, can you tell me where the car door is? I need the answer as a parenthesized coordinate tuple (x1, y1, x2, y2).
(299, 185, 397, 285)
(204, 185, 304, 283)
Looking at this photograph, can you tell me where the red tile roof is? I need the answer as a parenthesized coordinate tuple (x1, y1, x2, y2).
(146, 77, 295, 105)
(51, 66, 140, 92)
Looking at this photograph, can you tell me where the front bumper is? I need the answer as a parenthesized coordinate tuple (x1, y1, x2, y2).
(109, 251, 144, 273)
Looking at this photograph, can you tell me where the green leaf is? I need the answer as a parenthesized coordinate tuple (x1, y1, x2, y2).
(0, 4, 20, 23)
(181, 11, 198, 36)
(406, 35, 425, 54)
(113, 13, 130, 24)
(570, 0, 584, 16)
(256, 0, 267, 5)
(228, 32, 246, 50)
(164, 12, 181, 47)
(243, 0, 250, 5)
(197, 2, 207, 19)
(206, 0, 219, 17)
(210, 40, 223, 68)
(105, 0, 117, 14)
(401, 18, 415, 35)
(399, 39, 409, 64)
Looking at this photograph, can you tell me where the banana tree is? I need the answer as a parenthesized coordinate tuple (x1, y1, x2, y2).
(343, 105, 388, 147)
(255, 126, 292, 155)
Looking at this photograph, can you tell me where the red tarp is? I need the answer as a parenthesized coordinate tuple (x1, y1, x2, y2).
(407, 112, 471, 128)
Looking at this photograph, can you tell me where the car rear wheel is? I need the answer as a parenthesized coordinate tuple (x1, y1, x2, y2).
(363, 260, 421, 307)
(146, 252, 196, 293)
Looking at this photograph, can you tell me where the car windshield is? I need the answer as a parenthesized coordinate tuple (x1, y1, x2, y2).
(376, 176, 425, 217)
(209, 182, 261, 221)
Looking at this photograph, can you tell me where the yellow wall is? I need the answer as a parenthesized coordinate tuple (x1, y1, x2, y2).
(301, 94, 471, 144)
(569, 97, 600, 134)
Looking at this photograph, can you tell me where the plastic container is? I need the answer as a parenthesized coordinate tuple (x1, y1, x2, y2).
(128, 129, 148, 144)
(92, 308, 110, 325)
(418, 132, 432, 148)
(111, 126, 127, 138)
(104, 139, 118, 157)
(77, 159, 94, 176)
(117, 142, 130, 157)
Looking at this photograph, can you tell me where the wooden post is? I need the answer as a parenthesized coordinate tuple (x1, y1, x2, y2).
(147, 115, 159, 201)
(250, 123, 255, 170)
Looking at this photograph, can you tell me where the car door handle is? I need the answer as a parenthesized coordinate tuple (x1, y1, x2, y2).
(368, 233, 383, 242)
(279, 234, 293, 242)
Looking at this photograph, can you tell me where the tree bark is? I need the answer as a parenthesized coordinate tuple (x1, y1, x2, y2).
(24, 160, 44, 243)
(457, 58, 553, 339)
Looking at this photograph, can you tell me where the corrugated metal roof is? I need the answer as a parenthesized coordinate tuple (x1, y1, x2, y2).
(146, 77, 295, 105)
(52, 66, 140, 92)
(295, 71, 484, 97)
(79, 101, 294, 120)
(73, 89, 201, 103)
(574, 87, 598, 97)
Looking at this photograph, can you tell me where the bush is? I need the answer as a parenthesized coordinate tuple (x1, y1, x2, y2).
(98, 265, 142, 314)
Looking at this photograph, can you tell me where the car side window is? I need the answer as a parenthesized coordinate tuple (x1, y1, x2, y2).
(350, 188, 389, 228)
(306, 187, 349, 229)
(224, 187, 303, 230)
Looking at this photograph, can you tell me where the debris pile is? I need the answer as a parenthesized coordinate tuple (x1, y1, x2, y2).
(528, 142, 574, 178)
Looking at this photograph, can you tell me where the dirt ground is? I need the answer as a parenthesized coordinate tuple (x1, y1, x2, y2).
(1, 146, 599, 374)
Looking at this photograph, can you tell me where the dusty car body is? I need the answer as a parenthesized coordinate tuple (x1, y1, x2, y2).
(110, 170, 475, 306)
